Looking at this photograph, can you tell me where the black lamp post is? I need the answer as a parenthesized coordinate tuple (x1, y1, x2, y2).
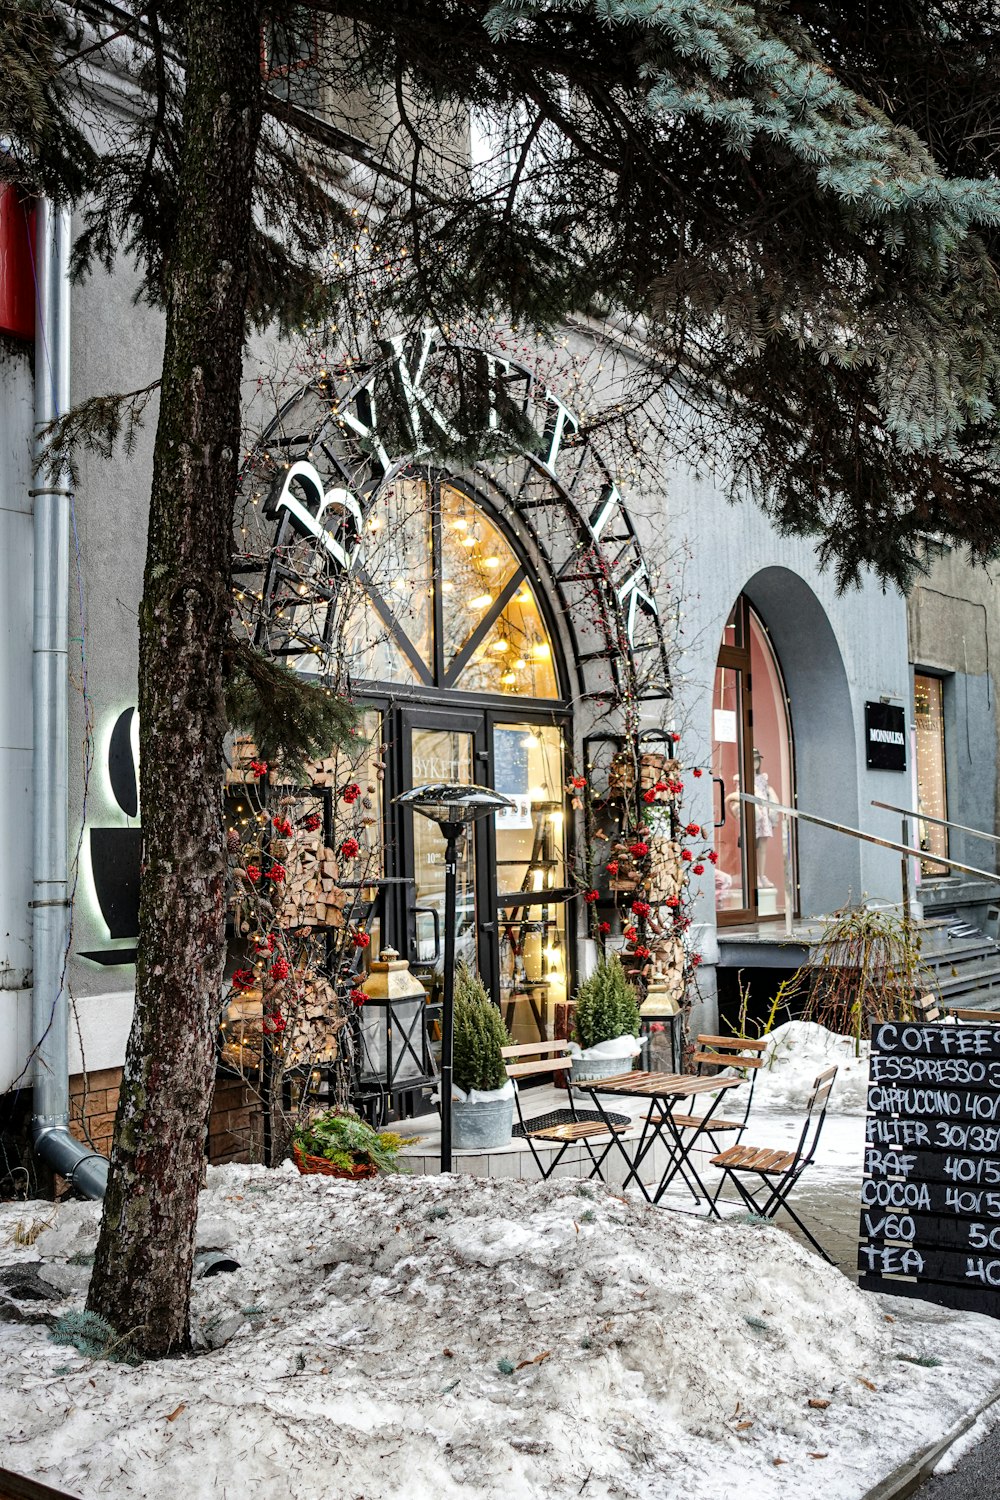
(395, 782, 515, 1171)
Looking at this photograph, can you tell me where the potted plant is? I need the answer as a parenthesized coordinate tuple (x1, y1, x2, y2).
(292, 1111, 416, 1179)
(570, 953, 642, 1083)
(451, 964, 515, 1149)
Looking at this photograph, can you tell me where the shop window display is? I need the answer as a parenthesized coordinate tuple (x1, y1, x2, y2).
(913, 673, 949, 876)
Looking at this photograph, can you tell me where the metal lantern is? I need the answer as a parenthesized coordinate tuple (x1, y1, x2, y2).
(639, 968, 682, 1073)
(359, 948, 429, 1091)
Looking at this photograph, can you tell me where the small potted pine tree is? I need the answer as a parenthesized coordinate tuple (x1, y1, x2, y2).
(570, 953, 642, 1084)
(451, 963, 515, 1149)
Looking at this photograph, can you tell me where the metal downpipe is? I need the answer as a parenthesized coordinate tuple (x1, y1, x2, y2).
(30, 197, 108, 1199)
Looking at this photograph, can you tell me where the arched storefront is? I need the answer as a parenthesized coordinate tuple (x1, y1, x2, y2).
(712, 594, 795, 924)
(235, 331, 672, 1056)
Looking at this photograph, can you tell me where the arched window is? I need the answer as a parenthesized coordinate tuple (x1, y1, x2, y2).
(340, 475, 561, 698)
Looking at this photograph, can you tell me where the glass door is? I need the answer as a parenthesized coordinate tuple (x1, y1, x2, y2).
(398, 708, 487, 1002)
(712, 597, 795, 924)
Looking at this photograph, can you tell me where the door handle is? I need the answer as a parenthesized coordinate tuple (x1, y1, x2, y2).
(713, 776, 727, 829)
(411, 905, 441, 964)
(479, 921, 497, 935)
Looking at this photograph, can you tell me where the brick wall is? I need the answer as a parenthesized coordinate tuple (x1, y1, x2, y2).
(66, 1070, 263, 1167)
(69, 1067, 122, 1160)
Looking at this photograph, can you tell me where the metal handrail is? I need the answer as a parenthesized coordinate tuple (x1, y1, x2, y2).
(741, 794, 998, 881)
(872, 800, 1000, 849)
(739, 793, 1000, 933)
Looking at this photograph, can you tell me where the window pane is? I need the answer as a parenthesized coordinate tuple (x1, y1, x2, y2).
(343, 477, 433, 683)
(454, 578, 559, 698)
(439, 483, 518, 662)
(914, 673, 948, 876)
(748, 609, 794, 916)
(712, 665, 748, 912)
(493, 723, 567, 1040)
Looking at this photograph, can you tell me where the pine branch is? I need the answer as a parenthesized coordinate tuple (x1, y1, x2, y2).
(223, 638, 359, 782)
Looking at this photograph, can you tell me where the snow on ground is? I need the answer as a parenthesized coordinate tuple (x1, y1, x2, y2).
(759, 1020, 871, 1115)
(3, 1160, 1000, 1500)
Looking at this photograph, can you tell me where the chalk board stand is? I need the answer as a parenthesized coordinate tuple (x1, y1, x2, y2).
(860, 1017, 1000, 1320)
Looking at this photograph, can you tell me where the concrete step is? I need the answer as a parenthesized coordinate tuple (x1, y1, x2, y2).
(935, 964, 1000, 997)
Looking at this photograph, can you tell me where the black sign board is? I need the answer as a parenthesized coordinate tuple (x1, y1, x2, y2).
(859, 1020, 1000, 1316)
(865, 701, 906, 771)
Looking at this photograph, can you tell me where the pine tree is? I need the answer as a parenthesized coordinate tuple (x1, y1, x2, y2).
(573, 955, 641, 1050)
(452, 964, 511, 1093)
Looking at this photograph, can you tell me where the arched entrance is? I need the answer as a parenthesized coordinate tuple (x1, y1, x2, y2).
(338, 471, 573, 1038)
(712, 595, 795, 923)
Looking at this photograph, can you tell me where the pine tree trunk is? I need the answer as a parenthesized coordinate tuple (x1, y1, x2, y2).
(87, 0, 263, 1356)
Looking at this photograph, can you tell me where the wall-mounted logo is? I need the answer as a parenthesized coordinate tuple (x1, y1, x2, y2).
(79, 707, 141, 965)
(865, 701, 907, 772)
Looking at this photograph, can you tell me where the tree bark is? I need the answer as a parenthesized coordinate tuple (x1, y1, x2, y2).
(88, 0, 263, 1356)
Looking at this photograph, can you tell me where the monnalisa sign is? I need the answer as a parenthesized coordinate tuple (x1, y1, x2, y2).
(267, 327, 659, 650)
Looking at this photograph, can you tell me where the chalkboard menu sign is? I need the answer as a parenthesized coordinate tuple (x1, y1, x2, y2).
(859, 1019, 1000, 1316)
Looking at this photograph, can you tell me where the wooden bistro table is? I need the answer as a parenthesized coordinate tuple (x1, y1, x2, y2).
(577, 1070, 743, 1213)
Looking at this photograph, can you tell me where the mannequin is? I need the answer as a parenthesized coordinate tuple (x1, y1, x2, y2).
(726, 747, 781, 890)
(751, 748, 781, 888)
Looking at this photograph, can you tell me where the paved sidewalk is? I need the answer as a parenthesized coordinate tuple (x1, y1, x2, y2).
(915, 1421, 1000, 1498)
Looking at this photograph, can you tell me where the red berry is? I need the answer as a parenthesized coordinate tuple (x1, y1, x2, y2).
(270, 957, 290, 981)
(303, 813, 322, 832)
(231, 968, 254, 992)
(353, 931, 371, 949)
(629, 841, 649, 858)
(584, 889, 600, 904)
(685, 823, 700, 837)
(244, 864, 261, 884)
(606, 860, 619, 876)
(624, 925, 638, 943)
(631, 899, 651, 918)
(708, 851, 719, 865)
(634, 945, 651, 959)
(692, 768, 703, 778)
(598, 921, 611, 936)
(680, 850, 693, 862)
(340, 836, 360, 859)
(642, 789, 657, 804)
(349, 987, 367, 1008)
(571, 776, 587, 790)
(272, 816, 293, 837)
(693, 863, 705, 875)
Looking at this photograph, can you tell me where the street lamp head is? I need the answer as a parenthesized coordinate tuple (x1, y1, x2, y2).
(394, 782, 515, 827)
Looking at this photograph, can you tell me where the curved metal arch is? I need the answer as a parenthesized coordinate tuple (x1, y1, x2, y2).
(235, 334, 671, 712)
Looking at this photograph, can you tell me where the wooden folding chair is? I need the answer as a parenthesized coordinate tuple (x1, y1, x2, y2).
(501, 1041, 630, 1182)
(711, 1065, 839, 1262)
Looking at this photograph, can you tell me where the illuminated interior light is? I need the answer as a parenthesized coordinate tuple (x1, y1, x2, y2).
(491, 640, 511, 653)
(469, 594, 493, 609)
(441, 580, 455, 592)
(513, 659, 526, 669)
(521, 733, 539, 747)
(516, 592, 532, 604)
(533, 642, 551, 659)
(548, 810, 564, 828)
(452, 518, 468, 531)
(483, 556, 500, 569)
(461, 535, 477, 549)
(500, 671, 517, 685)
(528, 785, 546, 802)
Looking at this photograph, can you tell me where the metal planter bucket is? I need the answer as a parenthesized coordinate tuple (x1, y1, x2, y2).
(452, 1095, 514, 1150)
(571, 1054, 634, 1086)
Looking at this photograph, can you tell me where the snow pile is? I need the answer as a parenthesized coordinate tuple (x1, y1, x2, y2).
(757, 1020, 871, 1115)
(2, 1167, 999, 1499)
